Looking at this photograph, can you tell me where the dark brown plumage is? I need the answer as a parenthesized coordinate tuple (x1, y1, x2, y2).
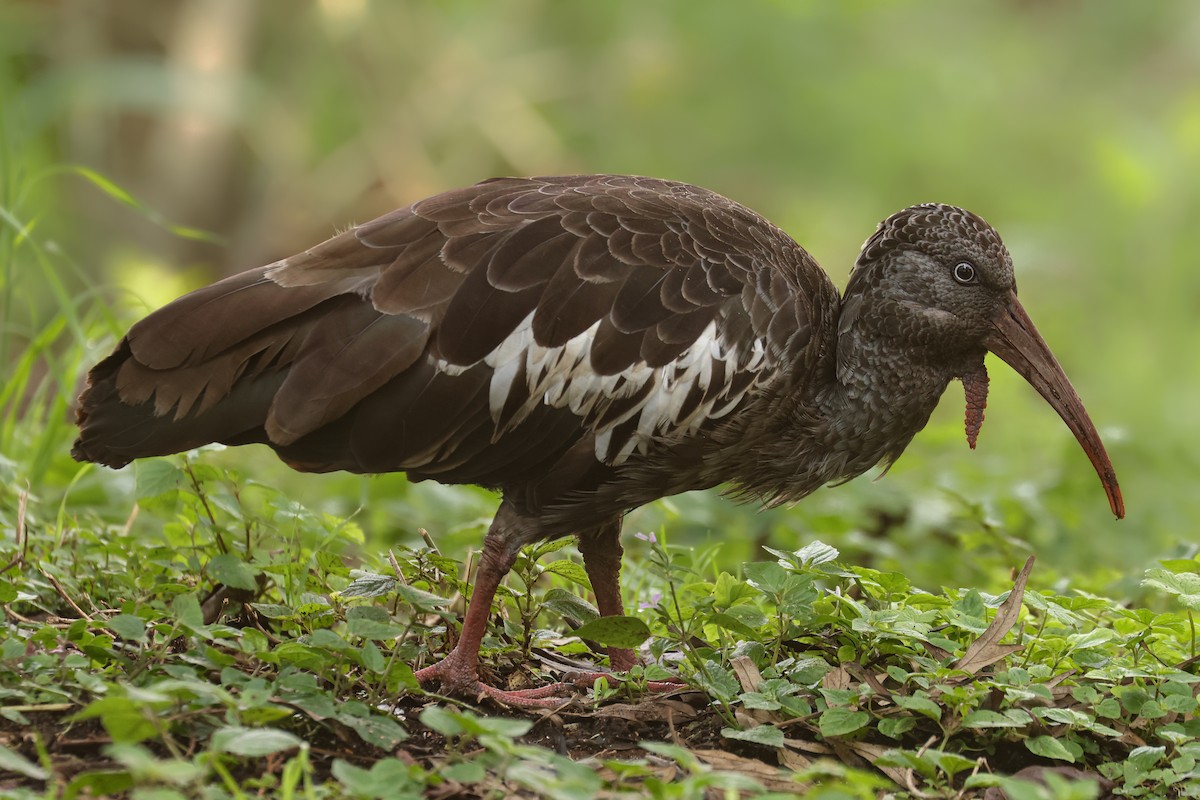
(73, 174, 1123, 705)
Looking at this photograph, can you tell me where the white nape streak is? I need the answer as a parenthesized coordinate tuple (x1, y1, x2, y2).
(433, 312, 768, 465)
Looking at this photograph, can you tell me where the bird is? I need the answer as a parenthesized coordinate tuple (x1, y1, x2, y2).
(73, 174, 1124, 706)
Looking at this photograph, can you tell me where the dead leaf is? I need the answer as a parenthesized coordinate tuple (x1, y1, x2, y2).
(822, 664, 852, 690)
(843, 740, 906, 787)
(844, 662, 892, 700)
(692, 749, 809, 793)
(730, 655, 764, 693)
(919, 641, 953, 660)
(730, 655, 786, 725)
(954, 556, 1034, 675)
(590, 700, 698, 724)
(778, 747, 812, 771)
(783, 737, 832, 755)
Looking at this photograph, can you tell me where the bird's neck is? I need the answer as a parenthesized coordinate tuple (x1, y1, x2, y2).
(721, 302, 961, 505)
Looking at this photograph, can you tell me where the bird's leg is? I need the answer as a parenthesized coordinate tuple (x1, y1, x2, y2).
(575, 523, 684, 691)
(413, 505, 574, 708)
(577, 522, 637, 672)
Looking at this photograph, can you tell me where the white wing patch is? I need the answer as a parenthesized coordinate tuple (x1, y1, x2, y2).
(434, 313, 768, 465)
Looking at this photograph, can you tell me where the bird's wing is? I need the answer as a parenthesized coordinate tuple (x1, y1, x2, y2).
(94, 175, 837, 475)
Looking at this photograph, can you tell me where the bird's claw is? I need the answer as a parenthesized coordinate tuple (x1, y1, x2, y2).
(414, 654, 687, 708)
(414, 656, 582, 708)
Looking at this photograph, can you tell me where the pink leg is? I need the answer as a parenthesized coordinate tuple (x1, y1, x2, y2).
(575, 524, 684, 691)
(578, 523, 638, 671)
(414, 505, 575, 708)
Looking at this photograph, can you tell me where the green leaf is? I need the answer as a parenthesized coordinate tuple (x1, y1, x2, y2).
(541, 588, 599, 623)
(0, 744, 49, 780)
(335, 707, 409, 749)
(542, 559, 591, 587)
(64, 770, 134, 798)
(393, 582, 451, 609)
(57, 164, 220, 241)
(105, 743, 203, 785)
(880, 747, 978, 778)
(740, 692, 781, 711)
(696, 660, 741, 703)
(1095, 697, 1122, 718)
(1025, 735, 1075, 762)
(819, 707, 870, 737)
(1068, 628, 1115, 649)
(894, 693, 942, 721)
(347, 616, 405, 640)
(172, 593, 205, 628)
(1127, 745, 1166, 770)
(1142, 568, 1200, 609)
(347, 605, 389, 623)
(211, 726, 303, 756)
(708, 612, 762, 639)
(721, 725, 785, 747)
(1114, 685, 1151, 715)
(878, 716, 916, 739)
(794, 541, 839, 566)
(743, 561, 790, 594)
(572, 616, 651, 649)
(347, 606, 405, 639)
(527, 537, 575, 559)
(1162, 691, 1198, 714)
(419, 705, 465, 737)
(309, 629, 351, 651)
(452, 711, 532, 739)
(107, 613, 147, 643)
(926, 749, 978, 777)
(1137, 699, 1165, 719)
(962, 709, 1026, 728)
(207, 554, 259, 591)
(443, 761, 486, 783)
(76, 697, 159, 744)
(1157, 559, 1200, 574)
(332, 757, 422, 797)
(1036, 707, 1090, 727)
(723, 602, 769, 629)
(790, 656, 833, 685)
(251, 602, 295, 620)
(135, 458, 183, 499)
(340, 572, 397, 599)
(330, 759, 377, 796)
(272, 642, 334, 671)
(361, 640, 386, 673)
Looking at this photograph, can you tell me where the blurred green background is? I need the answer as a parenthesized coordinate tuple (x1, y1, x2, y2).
(3, 0, 1197, 595)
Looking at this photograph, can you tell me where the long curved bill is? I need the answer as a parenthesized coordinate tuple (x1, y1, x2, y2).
(982, 291, 1124, 519)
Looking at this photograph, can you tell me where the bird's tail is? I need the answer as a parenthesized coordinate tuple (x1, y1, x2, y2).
(70, 266, 333, 468)
(72, 251, 433, 470)
(71, 336, 286, 468)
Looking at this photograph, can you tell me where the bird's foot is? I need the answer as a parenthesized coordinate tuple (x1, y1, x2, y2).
(565, 647, 688, 692)
(413, 653, 687, 708)
(547, 647, 688, 694)
(469, 680, 581, 708)
(413, 655, 580, 708)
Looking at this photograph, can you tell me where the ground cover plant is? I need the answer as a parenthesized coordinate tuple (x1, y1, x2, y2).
(4, 3, 1200, 796)
(1, 412, 1198, 796)
(2, 112, 1199, 800)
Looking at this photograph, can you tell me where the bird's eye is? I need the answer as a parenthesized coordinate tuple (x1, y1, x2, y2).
(953, 261, 977, 285)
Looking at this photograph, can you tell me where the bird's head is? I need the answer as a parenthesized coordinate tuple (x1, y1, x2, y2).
(847, 204, 1015, 353)
(844, 203, 1124, 519)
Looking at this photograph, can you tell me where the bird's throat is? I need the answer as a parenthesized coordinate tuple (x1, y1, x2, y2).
(713, 337, 960, 508)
